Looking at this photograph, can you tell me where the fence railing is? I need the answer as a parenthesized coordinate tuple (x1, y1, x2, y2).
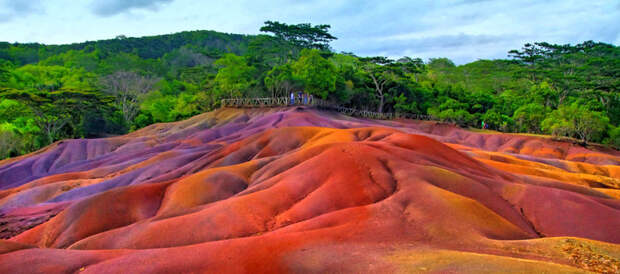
(220, 97, 438, 121)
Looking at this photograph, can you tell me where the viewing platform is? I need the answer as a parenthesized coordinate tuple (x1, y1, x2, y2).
(220, 97, 437, 121)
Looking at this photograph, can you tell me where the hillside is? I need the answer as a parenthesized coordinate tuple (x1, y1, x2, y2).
(1, 24, 618, 162)
(0, 30, 253, 65)
(0, 107, 618, 273)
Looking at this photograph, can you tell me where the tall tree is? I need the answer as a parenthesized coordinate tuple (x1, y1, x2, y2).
(100, 71, 160, 126)
(291, 49, 337, 99)
(0, 88, 111, 144)
(213, 54, 256, 98)
(260, 21, 337, 51)
(359, 57, 412, 113)
(512, 103, 547, 133)
(264, 63, 300, 97)
(541, 102, 609, 143)
(246, 35, 295, 68)
(0, 121, 25, 159)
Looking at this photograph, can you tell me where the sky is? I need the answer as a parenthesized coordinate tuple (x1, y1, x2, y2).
(0, 0, 618, 64)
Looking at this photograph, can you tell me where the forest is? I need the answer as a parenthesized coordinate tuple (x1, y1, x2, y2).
(0, 21, 618, 159)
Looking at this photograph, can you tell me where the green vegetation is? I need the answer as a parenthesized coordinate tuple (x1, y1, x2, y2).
(1, 22, 618, 159)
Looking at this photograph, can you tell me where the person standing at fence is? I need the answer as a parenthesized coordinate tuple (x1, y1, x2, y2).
(309, 94, 313, 105)
(297, 91, 303, 104)
(303, 93, 308, 105)
(290, 92, 295, 105)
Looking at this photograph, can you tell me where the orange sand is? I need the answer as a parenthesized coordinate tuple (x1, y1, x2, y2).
(0, 107, 618, 273)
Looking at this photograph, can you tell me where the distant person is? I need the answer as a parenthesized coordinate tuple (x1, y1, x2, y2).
(297, 91, 303, 104)
(303, 93, 308, 105)
(481, 121, 485, 129)
(290, 92, 295, 105)
(309, 94, 314, 105)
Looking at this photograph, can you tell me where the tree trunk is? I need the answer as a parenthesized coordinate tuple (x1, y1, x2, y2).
(368, 73, 386, 113)
(46, 126, 54, 145)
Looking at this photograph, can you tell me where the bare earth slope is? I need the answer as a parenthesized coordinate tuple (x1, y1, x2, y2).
(0, 107, 618, 273)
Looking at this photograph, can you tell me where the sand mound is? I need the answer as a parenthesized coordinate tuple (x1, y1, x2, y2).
(0, 107, 618, 273)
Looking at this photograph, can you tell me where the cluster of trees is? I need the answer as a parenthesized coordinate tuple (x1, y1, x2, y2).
(0, 22, 618, 159)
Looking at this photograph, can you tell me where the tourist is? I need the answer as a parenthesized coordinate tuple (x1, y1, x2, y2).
(290, 92, 295, 105)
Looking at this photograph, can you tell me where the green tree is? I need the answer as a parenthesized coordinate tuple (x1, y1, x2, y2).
(0, 60, 13, 83)
(9, 64, 96, 91)
(541, 102, 609, 143)
(433, 109, 474, 126)
(260, 21, 337, 51)
(213, 54, 256, 98)
(529, 81, 558, 108)
(513, 103, 547, 133)
(140, 91, 177, 123)
(606, 126, 620, 148)
(246, 35, 295, 68)
(359, 57, 407, 113)
(264, 63, 300, 97)
(0, 99, 42, 153)
(427, 57, 456, 72)
(393, 93, 418, 113)
(0, 123, 21, 159)
(0, 89, 111, 144)
(481, 109, 514, 131)
(291, 49, 337, 99)
(100, 71, 161, 127)
(481, 109, 503, 130)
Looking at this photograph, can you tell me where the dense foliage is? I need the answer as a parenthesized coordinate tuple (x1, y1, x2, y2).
(0, 22, 618, 159)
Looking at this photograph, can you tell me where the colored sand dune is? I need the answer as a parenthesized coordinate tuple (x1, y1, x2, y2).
(0, 107, 619, 273)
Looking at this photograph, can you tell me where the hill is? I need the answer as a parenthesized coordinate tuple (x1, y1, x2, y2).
(0, 107, 618, 273)
(1, 24, 618, 161)
(0, 30, 253, 66)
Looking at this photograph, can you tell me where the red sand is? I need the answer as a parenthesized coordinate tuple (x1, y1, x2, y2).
(0, 107, 618, 273)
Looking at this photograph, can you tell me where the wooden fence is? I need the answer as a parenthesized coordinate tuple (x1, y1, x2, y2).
(220, 97, 437, 121)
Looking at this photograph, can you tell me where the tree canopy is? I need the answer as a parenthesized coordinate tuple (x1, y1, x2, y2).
(292, 49, 337, 99)
(260, 21, 337, 51)
(0, 24, 618, 160)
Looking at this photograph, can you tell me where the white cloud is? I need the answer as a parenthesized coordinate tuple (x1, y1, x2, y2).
(91, 0, 175, 16)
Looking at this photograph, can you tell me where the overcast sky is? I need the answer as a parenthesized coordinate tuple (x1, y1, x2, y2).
(0, 0, 617, 64)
